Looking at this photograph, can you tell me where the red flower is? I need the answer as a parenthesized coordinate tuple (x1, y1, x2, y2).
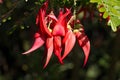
(22, 0, 70, 68)
(75, 29, 90, 66)
(62, 21, 90, 66)
(22, 0, 90, 68)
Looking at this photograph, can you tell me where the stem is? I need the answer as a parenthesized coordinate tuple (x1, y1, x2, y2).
(67, 0, 77, 28)
(73, 0, 77, 20)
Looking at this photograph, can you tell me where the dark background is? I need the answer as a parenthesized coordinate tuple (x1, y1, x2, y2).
(0, 0, 120, 80)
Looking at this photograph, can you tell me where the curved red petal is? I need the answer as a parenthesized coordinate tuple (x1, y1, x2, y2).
(39, 10, 52, 37)
(37, 0, 52, 37)
(59, 8, 71, 28)
(53, 36, 63, 64)
(62, 30, 76, 60)
(76, 32, 90, 66)
(57, 9, 70, 28)
(36, 14, 39, 26)
(58, 8, 71, 21)
(22, 33, 45, 54)
(47, 13, 58, 22)
(44, 37, 53, 68)
(52, 8, 71, 36)
(40, 0, 49, 16)
(52, 24, 65, 36)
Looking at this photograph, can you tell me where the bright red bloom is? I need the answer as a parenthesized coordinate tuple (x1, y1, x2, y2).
(62, 22, 90, 66)
(22, 0, 70, 68)
(75, 29, 90, 66)
(22, 0, 90, 68)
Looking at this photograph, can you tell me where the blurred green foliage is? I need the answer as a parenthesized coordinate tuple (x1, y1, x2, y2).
(0, 0, 120, 80)
(90, 0, 120, 31)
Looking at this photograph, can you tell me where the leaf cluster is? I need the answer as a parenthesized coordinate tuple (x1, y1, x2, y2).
(90, 0, 120, 31)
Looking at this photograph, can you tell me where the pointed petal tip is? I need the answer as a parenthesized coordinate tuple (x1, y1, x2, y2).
(22, 33, 44, 55)
(58, 58, 63, 64)
(43, 63, 47, 69)
(62, 30, 76, 60)
(22, 52, 29, 55)
(43, 37, 53, 69)
(61, 61, 64, 65)
(76, 31, 90, 67)
(83, 58, 88, 67)
(83, 40, 90, 67)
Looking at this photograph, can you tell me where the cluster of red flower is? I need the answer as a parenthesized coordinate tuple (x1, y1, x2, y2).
(22, 0, 90, 68)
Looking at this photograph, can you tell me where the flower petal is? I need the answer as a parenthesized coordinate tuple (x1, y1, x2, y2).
(58, 8, 71, 21)
(22, 33, 45, 54)
(36, 14, 39, 26)
(53, 36, 63, 64)
(47, 12, 58, 22)
(76, 31, 90, 66)
(38, 0, 52, 37)
(44, 37, 53, 68)
(62, 30, 76, 60)
(52, 8, 71, 36)
(40, 0, 49, 16)
(39, 10, 52, 37)
(52, 24, 65, 36)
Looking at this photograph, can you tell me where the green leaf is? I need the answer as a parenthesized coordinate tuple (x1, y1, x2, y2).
(110, 16, 120, 32)
(110, 20, 117, 32)
(103, 11, 108, 19)
(90, 0, 101, 3)
(90, 0, 120, 31)
(98, 7, 106, 12)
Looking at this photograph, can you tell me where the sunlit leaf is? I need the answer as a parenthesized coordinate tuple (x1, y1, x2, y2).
(98, 7, 106, 12)
(90, 0, 101, 3)
(90, 0, 120, 31)
(110, 16, 120, 32)
(103, 11, 108, 19)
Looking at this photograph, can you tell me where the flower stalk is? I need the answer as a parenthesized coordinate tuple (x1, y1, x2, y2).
(73, 0, 77, 20)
